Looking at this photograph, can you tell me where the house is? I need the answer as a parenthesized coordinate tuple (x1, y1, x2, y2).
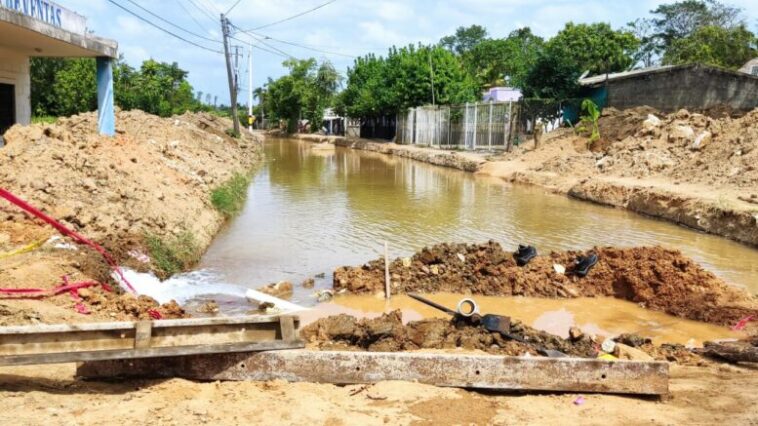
(0, 2, 118, 144)
(482, 87, 522, 102)
(577, 64, 758, 113)
(740, 58, 758, 76)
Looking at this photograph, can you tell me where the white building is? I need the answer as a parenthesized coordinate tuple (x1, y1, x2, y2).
(0, 1, 117, 144)
(482, 87, 522, 102)
(740, 58, 758, 76)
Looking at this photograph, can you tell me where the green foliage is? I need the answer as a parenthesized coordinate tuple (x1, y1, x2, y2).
(462, 28, 544, 89)
(577, 99, 601, 145)
(631, 0, 750, 68)
(663, 24, 757, 68)
(262, 58, 341, 133)
(211, 173, 252, 218)
(31, 57, 209, 118)
(547, 23, 640, 75)
(521, 50, 581, 100)
(145, 231, 200, 279)
(338, 44, 478, 117)
(440, 25, 489, 55)
(31, 116, 58, 124)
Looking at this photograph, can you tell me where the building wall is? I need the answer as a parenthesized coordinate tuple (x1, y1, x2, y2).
(739, 58, 758, 76)
(604, 66, 758, 112)
(0, 46, 31, 126)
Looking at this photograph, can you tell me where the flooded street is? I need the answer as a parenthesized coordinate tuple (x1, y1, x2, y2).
(200, 138, 758, 303)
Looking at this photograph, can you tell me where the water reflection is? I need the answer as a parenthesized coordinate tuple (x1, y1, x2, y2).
(200, 138, 758, 305)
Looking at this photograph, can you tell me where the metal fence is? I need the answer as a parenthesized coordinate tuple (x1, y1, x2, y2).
(396, 101, 515, 150)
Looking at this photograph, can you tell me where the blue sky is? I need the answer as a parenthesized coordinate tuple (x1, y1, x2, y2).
(62, 0, 757, 105)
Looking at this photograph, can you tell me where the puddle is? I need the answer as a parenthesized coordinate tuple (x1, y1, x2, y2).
(302, 293, 745, 346)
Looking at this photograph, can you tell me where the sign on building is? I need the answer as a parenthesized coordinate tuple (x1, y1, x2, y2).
(1, 0, 87, 34)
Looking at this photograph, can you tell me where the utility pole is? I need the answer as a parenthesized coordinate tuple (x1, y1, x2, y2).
(221, 14, 240, 135)
(248, 43, 253, 132)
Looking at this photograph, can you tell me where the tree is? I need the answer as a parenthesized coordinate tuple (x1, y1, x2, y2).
(463, 27, 544, 90)
(521, 50, 581, 100)
(547, 23, 639, 75)
(338, 44, 478, 118)
(663, 24, 757, 68)
(632, 0, 747, 67)
(440, 25, 489, 55)
(263, 58, 341, 132)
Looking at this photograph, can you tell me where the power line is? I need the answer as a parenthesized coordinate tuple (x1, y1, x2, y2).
(123, 0, 222, 44)
(225, 0, 244, 15)
(230, 26, 297, 59)
(173, 0, 215, 34)
(249, 32, 355, 58)
(241, 0, 337, 31)
(107, 0, 223, 54)
(229, 35, 291, 59)
(186, 0, 218, 23)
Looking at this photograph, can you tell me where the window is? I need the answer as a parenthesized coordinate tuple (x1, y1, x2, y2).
(752, 66, 758, 76)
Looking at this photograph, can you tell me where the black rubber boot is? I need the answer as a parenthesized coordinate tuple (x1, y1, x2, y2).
(574, 253, 599, 277)
(514, 245, 537, 266)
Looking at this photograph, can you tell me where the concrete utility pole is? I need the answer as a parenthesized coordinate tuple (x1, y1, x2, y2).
(221, 14, 241, 135)
(248, 43, 253, 132)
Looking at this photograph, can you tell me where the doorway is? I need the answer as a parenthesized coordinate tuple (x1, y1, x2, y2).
(0, 83, 15, 145)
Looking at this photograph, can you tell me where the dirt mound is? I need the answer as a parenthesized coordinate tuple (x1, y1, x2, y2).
(333, 242, 757, 327)
(301, 310, 597, 357)
(540, 107, 758, 190)
(0, 110, 261, 324)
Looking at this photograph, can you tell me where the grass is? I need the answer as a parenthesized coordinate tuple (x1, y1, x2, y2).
(145, 231, 200, 279)
(211, 172, 252, 218)
(32, 116, 58, 124)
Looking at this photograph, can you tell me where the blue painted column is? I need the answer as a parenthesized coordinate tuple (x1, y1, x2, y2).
(96, 57, 115, 136)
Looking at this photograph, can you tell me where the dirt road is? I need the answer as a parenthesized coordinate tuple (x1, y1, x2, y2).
(0, 360, 755, 425)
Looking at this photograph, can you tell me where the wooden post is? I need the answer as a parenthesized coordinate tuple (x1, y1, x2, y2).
(384, 241, 391, 300)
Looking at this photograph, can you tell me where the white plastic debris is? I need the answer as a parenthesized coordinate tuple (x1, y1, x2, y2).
(553, 264, 566, 274)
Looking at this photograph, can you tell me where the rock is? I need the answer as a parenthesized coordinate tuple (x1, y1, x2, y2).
(690, 131, 712, 151)
(258, 281, 293, 298)
(569, 326, 584, 341)
(553, 264, 566, 274)
(302, 278, 315, 289)
(613, 342, 654, 361)
(667, 124, 695, 145)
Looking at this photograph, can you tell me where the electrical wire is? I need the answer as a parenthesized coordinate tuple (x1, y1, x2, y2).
(107, 0, 223, 54)
(123, 0, 222, 43)
(230, 27, 297, 59)
(240, 0, 337, 31)
(173, 0, 215, 34)
(247, 31, 355, 58)
(225, 0, 244, 15)
(187, 0, 218, 22)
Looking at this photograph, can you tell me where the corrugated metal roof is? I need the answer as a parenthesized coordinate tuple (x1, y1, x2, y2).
(578, 65, 679, 86)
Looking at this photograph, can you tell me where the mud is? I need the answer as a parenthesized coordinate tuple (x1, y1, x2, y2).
(301, 310, 598, 357)
(301, 310, 708, 365)
(0, 110, 262, 324)
(333, 242, 758, 328)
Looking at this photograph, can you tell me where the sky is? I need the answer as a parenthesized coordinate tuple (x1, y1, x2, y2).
(61, 0, 758, 105)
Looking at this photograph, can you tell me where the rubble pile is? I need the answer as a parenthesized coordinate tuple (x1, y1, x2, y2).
(333, 242, 758, 327)
(540, 107, 758, 191)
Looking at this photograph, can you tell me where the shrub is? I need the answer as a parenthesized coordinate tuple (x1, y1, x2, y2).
(211, 173, 251, 218)
(145, 231, 200, 279)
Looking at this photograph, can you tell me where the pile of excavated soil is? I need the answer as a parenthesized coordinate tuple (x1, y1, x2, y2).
(0, 110, 262, 324)
(301, 310, 597, 357)
(333, 242, 757, 328)
(301, 310, 703, 364)
(539, 107, 758, 191)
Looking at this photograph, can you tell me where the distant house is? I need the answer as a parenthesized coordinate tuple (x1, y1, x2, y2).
(577, 64, 758, 113)
(740, 58, 758, 76)
(482, 87, 522, 102)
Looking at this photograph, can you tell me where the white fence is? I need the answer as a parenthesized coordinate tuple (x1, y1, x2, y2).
(396, 101, 515, 150)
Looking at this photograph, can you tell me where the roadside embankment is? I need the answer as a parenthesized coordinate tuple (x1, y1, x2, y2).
(0, 110, 263, 324)
(333, 242, 758, 330)
(290, 107, 758, 247)
(291, 133, 485, 172)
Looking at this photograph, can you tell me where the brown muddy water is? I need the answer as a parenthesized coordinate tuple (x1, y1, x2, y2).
(192, 138, 756, 342)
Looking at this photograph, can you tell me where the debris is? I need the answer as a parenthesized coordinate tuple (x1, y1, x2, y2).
(302, 278, 315, 289)
(573, 396, 586, 406)
(196, 301, 220, 315)
(315, 289, 334, 302)
(601, 339, 616, 354)
(514, 244, 537, 266)
(730, 315, 754, 331)
(696, 340, 758, 364)
(573, 252, 598, 277)
(553, 264, 566, 274)
(690, 131, 712, 151)
(569, 327, 584, 341)
(258, 281, 294, 298)
(613, 343, 654, 361)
